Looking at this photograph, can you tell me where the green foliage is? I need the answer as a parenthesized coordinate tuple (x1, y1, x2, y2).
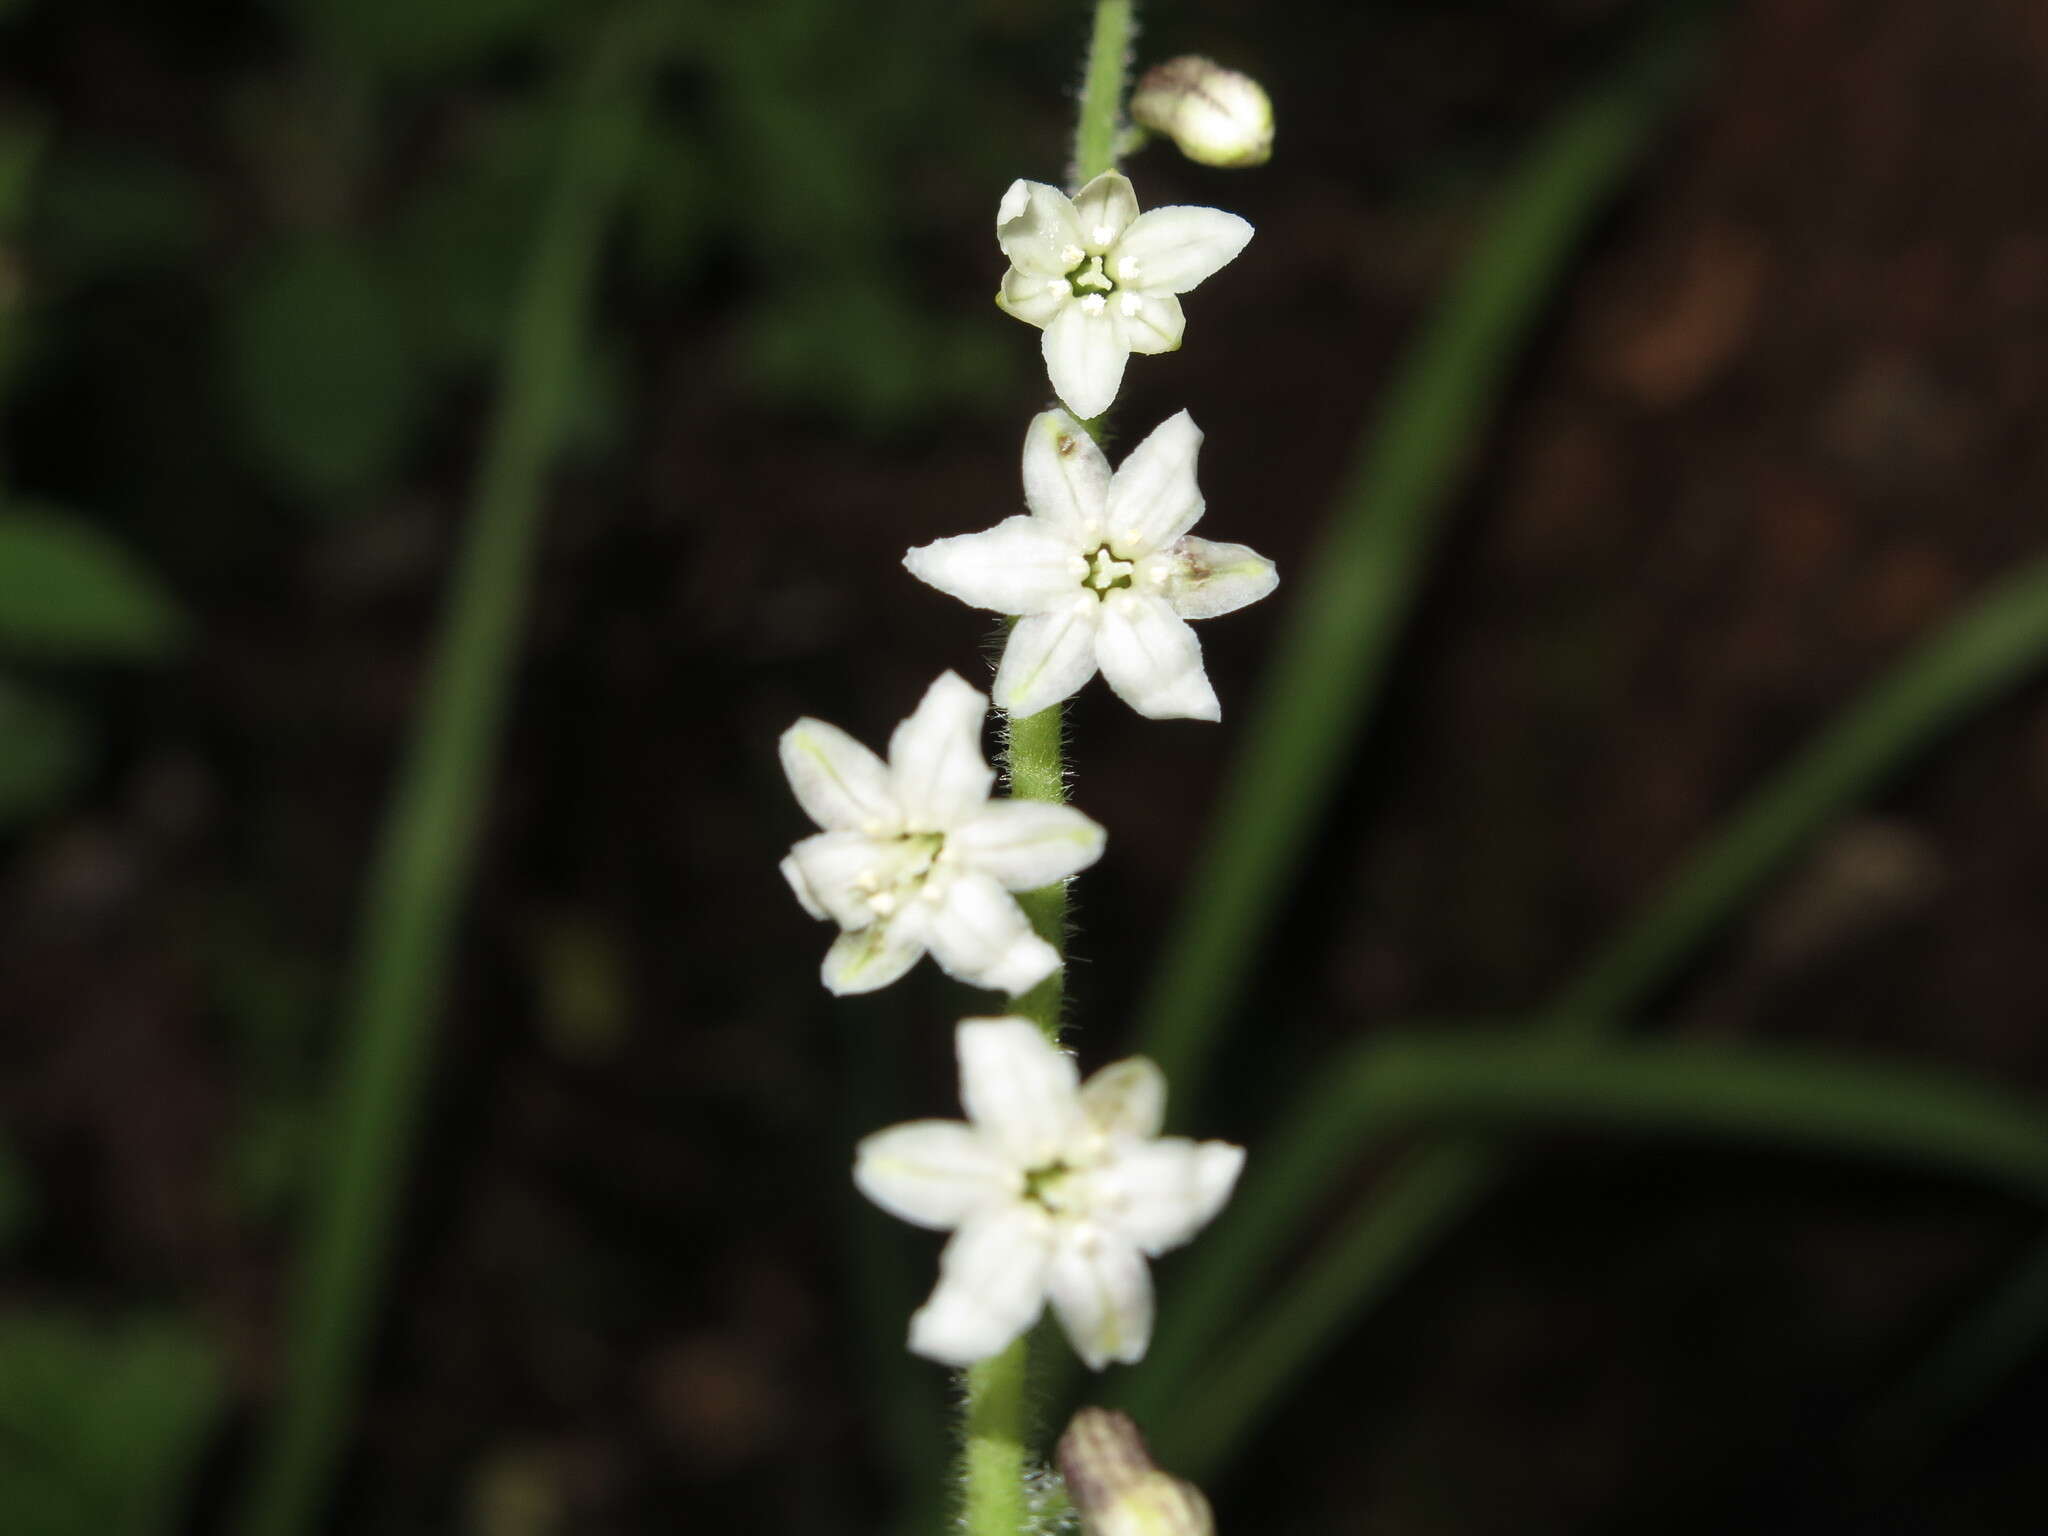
(0, 116, 43, 233)
(0, 505, 184, 659)
(227, 241, 421, 503)
(265, 0, 560, 74)
(0, 679, 87, 830)
(0, 1313, 224, 1536)
(38, 151, 207, 281)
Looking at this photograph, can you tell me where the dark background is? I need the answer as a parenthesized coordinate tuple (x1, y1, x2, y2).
(2, 0, 2047, 1531)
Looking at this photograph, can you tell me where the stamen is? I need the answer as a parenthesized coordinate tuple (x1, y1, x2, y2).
(1079, 293, 1107, 317)
(1090, 223, 1116, 246)
(1118, 293, 1142, 317)
(1059, 243, 1086, 266)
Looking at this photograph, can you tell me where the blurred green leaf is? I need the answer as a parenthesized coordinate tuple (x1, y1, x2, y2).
(0, 116, 44, 232)
(0, 506, 184, 660)
(0, 1312, 223, 1536)
(622, 124, 707, 290)
(38, 151, 206, 280)
(228, 241, 420, 502)
(384, 107, 553, 369)
(0, 678, 89, 829)
(267, 0, 558, 73)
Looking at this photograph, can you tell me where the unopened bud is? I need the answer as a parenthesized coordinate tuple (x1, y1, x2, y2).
(1057, 1408, 1215, 1536)
(1129, 57, 1274, 169)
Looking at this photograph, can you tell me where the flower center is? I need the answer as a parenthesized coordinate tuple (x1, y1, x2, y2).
(854, 832, 944, 918)
(1023, 1160, 1085, 1214)
(1083, 545, 1134, 595)
(1065, 252, 1116, 299)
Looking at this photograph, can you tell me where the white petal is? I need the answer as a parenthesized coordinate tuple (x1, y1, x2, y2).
(779, 718, 900, 833)
(1077, 1056, 1166, 1141)
(779, 853, 827, 921)
(1042, 301, 1128, 421)
(855, 1119, 1018, 1230)
(1160, 535, 1278, 620)
(956, 1017, 1081, 1166)
(908, 1207, 1056, 1366)
(997, 179, 1085, 277)
(821, 921, 926, 996)
(1070, 170, 1139, 251)
(1019, 409, 1110, 543)
(784, 829, 885, 930)
(1097, 1138, 1244, 1256)
(995, 600, 1103, 719)
(1095, 590, 1220, 721)
(888, 672, 995, 831)
(1103, 410, 1205, 556)
(996, 265, 1069, 329)
(1047, 1225, 1154, 1370)
(903, 516, 1084, 617)
(1110, 291, 1185, 356)
(919, 873, 1060, 996)
(1113, 205, 1254, 293)
(948, 800, 1106, 890)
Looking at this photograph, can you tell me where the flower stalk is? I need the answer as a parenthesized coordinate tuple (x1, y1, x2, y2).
(965, 3, 1138, 1530)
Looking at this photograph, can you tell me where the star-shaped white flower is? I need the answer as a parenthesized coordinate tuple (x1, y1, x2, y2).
(779, 672, 1105, 996)
(855, 1018, 1245, 1370)
(904, 408, 1278, 721)
(995, 170, 1252, 420)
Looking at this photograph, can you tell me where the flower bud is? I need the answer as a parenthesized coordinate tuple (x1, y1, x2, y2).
(1129, 57, 1274, 169)
(1057, 1408, 1215, 1536)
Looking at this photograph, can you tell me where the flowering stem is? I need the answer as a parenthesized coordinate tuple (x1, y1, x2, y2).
(235, 15, 655, 1536)
(1072, 0, 1134, 185)
(1002, 698, 1069, 1040)
(961, 1337, 1034, 1536)
(954, 4, 1137, 1533)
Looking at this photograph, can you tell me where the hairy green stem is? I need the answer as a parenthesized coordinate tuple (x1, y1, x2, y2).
(956, 4, 1136, 1532)
(235, 19, 653, 1536)
(1072, 0, 1134, 186)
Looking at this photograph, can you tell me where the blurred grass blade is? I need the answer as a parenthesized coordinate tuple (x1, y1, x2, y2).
(1134, 1032, 2048, 1471)
(0, 505, 185, 660)
(1546, 553, 2048, 1027)
(1349, 1037, 2048, 1195)
(236, 16, 657, 1536)
(1133, 19, 1705, 1114)
(1136, 548, 2048, 1478)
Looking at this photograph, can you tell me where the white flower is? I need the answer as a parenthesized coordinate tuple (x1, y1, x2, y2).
(904, 408, 1278, 721)
(779, 672, 1105, 996)
(994, 171, 1252, 420)
(855, 1017, 1245, 1371)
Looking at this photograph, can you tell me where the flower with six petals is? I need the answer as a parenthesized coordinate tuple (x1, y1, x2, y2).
(995, 171, 1252, 420)
(779, 673, 1106, 996)
(904, 408, 1277, 721)
(855, 1017, 1245, 1369)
